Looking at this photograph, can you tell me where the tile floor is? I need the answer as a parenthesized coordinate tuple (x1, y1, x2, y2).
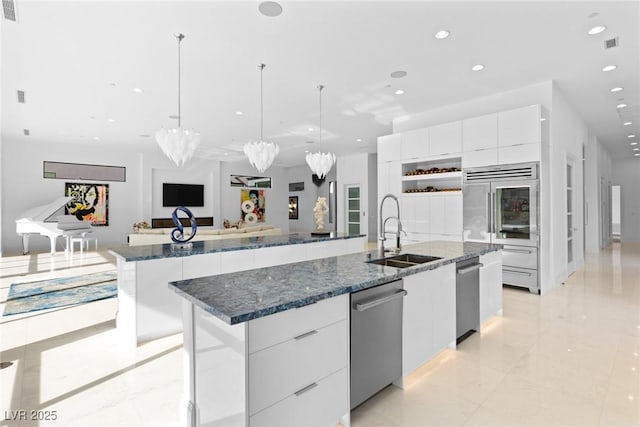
(1, 244, 639, 426)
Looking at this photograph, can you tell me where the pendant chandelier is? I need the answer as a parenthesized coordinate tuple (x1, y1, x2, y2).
(156, 33, 201, 167)
(306, 85, 336, 179)
(244, 64, 279, 173)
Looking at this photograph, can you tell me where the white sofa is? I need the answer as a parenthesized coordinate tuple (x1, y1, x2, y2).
(127, 224, 282, 246)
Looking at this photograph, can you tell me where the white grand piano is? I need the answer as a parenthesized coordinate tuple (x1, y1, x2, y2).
(16, 196, 94, 254)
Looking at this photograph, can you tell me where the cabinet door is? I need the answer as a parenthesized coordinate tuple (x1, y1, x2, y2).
(413, 196, 430, 234)
(479, 251, 503, 324)
(402, 272, 434, 375)
(400, 195, 416, 233)
(498, 143, 540, 164)
(429, 264, 456, 352)
(443, 193, 463, 237)
(498, 105, 541, 146)
(462, 113, 498, 151)
(401, 128, 429, 160)
(428, 194, 445, 235)
(461, 148, 498, 168)
(378, 134, 402, 162)
(378, 160, 401, 197)
(429, 121, 462, 156)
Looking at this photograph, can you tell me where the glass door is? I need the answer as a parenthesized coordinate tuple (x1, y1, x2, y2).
(492, 180, 538, 246)
(346, 185, 361, 235)
(567, 161, 576, 274)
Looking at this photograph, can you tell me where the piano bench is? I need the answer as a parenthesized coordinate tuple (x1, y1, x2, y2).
(70, 236, 98, 254)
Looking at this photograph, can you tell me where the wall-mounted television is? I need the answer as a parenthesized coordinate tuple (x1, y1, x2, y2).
(162, 183, 204, 207)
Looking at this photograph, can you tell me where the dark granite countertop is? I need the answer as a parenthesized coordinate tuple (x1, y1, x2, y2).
(169, 241, 502, 325)
(108, 232, 365, 262)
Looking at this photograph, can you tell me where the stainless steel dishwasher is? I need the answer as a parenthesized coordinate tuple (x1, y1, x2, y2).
(456, 257, 482, 342)
(350, 279, 406, 409)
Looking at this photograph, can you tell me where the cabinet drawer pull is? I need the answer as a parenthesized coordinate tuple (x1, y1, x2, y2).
(504, 248, 532, 254)
(294, 382, 318, 397)
(456, 263, 483, 274)
(503, 269, 532, 276)
(293, 330, 318, 341)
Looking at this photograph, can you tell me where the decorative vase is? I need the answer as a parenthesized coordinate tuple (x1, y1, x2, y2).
(312, 197, 330, 236)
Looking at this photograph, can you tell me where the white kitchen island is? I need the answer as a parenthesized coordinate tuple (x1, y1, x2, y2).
(170, 241, 502, 427)
(108, 233, 366, 346)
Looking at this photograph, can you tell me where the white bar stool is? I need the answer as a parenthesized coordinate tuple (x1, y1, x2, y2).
(70, 235, 98, 253)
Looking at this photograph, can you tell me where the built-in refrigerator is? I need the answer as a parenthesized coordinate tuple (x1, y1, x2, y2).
(463, 162, 540, 294)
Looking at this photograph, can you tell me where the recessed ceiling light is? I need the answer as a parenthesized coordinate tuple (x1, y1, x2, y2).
(235, 111, 243, 115)
(107, 118, 115, 123)
(588, 25, 606, 35)
(633, 147, 640, 151)
(471, 64, 484, 71)
(133, 87, 143, 93)
(23, 129, 30, 136)
(395, 89, 405, 95)
(602, 65, 617, 72)
(631, 142, 639, 146)
(434, 30, 450, 39)
(624, 122, 632, 126)
(540, 118, 547, 122)
(224, 153, 229, 156)
(308, 127, 314, 132)
(629, 134, 637, 138)
(390, 70, 407, 78)
(635, 153, 640, 157)
(617, 103, 628, 108)
(93, 136, 100, 140)
(610, 87, 623, 92)
(305, 150, 309, 153)
(356, 138, 362, 142)
(258, 1, 282, 17)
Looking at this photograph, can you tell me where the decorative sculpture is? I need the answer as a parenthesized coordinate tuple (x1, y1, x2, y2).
(170, 206, 197, 249)
(312, 197, 330, 236)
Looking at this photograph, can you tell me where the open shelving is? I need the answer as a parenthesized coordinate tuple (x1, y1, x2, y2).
(401, 157, 462, 194)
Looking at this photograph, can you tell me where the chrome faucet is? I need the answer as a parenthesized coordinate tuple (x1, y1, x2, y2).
(379, 194, 406, 254)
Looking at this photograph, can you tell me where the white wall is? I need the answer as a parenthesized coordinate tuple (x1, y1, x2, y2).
(219, 161, 290, 234)
(394, 81, 553, 132)
(612, 159, 640, 242)
(337, 153, 375, 240)
(2, 138, 143, 255)
(286, 165, 335, 233)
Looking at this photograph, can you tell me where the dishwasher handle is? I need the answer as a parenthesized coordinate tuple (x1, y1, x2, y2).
(456, 263, 483, 275)
(355, 289, 407, 312)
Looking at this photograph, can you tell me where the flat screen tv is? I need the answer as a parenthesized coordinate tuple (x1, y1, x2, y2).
(162, 183, 204, 207)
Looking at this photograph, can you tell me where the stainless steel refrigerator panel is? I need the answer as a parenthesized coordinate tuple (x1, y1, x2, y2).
(502, 245, 538, 269)
(462, 183, 491, 243)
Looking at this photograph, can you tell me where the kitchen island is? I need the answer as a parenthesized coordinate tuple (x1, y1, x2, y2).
(108, 233, 366, 345)
(170, 240, 502, 427)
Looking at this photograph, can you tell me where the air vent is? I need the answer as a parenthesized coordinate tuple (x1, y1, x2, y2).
(604, 37, 619, 49)
(2, 0, 16, 21)
(464, 163, 538, 183)
(23, 129, 30, 136)
(17, 90, 25, 103)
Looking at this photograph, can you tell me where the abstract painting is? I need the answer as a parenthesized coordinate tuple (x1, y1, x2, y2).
(240, 189, 265, 224)
(65, 182, 109, 226)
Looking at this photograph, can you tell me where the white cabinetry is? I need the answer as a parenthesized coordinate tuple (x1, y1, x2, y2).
(402, 264, 456, 377)
(479, 250, 503, 325)
(429, 121, 462, 156)
(461, 105, 542, 168)
(401, 128, 429, 160)
(462, 113, 498, 151)
(378, 133, 402, 162)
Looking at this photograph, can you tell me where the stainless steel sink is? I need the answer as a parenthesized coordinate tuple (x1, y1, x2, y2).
(367, 253, 442, 269)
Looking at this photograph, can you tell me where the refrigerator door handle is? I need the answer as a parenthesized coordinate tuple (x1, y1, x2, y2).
(490, 192, 497, 234)
(486, 192, 492, 233)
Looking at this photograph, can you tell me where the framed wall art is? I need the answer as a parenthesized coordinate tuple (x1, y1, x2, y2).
(289, 196, 299, 220)
(240, 189, 265, 224)
(64, 182, 109, 226)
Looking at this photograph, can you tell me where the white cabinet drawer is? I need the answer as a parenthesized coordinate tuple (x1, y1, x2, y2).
(248, 294, 348, 353)
(250, 367, 348, 427)
(502, 245, 537, 269)
(498, 143, 540, 164)
(461, 148, 498, 168)
(462, 113, 498, 151)
(249, 319, 348, 415)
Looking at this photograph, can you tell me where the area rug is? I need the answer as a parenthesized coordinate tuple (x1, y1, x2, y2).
(3, 271, 117, 316)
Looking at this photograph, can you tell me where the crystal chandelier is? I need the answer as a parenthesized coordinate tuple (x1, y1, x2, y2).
(244, 64, 279, 173)
(156, 33, 201, 167)
(306, 85, 336, 179)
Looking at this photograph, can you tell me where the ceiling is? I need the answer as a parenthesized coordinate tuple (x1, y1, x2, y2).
(2, 1, 639, 167)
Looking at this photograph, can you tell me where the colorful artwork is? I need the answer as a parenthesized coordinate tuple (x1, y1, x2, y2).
(65, 183, 109, 226)
(240, 189, 265, 224)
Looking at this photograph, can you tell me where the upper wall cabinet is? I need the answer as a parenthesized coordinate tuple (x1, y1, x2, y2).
(462, 113, 498, 151)
(498, 105, 541, 146)
(401, 128, 429, 160)
(378, 134, 402, 162)
(429, 121, 462, 156)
